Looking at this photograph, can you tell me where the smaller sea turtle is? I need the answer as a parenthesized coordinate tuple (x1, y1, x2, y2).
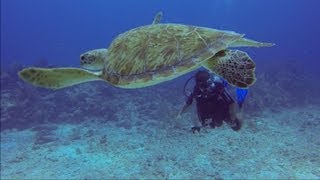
(19, 12, 274, 90)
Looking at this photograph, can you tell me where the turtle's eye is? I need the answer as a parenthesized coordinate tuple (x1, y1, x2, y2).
(80, 55, 85, 60)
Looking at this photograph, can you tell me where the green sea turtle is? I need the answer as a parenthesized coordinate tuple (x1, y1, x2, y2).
(19, 12, 274, 90)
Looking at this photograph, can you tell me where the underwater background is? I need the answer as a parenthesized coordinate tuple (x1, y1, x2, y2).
(1, 0, 320, 179)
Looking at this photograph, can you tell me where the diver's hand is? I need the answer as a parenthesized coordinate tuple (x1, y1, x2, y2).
(191, 126, 201, 133)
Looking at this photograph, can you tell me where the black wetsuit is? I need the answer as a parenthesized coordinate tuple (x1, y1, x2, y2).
(186, 80, 234, 127)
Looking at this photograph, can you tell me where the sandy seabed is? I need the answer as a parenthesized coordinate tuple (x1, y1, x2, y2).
(1, 105, 319, 179)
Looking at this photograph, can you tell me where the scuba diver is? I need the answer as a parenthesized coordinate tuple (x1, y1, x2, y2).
(177, 70, 242, 133)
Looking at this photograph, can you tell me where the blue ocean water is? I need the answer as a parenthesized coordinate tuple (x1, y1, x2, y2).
(2, 0, 320, 67)
(1, 0, 320, 179)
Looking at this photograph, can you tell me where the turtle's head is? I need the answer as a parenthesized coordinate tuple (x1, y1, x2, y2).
(80, 48, 108, 71)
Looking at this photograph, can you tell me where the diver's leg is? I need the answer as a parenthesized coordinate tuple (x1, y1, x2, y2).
(212, 104, 224, 127)
(209, 117, 215, 128)
(226, 103, 242, 131)
(214, 117, 223, 127)
(191, 111, 205, 133)
(228, 103, 237, 122)
(229, 118, 241, 131)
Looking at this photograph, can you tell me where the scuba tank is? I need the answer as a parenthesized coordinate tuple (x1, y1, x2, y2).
(236, 88, 248, 109)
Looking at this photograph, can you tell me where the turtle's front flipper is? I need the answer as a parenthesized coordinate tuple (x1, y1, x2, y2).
(202, 50, 256, 88)
(19, 67, 102, 90)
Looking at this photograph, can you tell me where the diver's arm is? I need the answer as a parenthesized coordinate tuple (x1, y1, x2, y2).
(176, 94, 193, 119)
(178, 103, 191, 115)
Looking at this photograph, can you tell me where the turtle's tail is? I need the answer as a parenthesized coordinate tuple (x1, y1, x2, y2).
(19, 67, 103, 90)
(202, 50, 256, 88)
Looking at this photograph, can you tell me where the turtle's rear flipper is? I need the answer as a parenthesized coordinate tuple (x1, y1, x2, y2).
(152, 11, 163, 25)
(202, 50, 256, 88)
(231, 38, 275, 48)
(19, 67, 102, 90)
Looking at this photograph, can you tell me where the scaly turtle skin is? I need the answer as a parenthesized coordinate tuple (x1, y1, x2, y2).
(19, 13, 274, 90)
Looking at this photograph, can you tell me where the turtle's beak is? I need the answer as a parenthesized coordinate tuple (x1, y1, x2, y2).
(79, 49, 106, 71)
(80, 52, 102, 71)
